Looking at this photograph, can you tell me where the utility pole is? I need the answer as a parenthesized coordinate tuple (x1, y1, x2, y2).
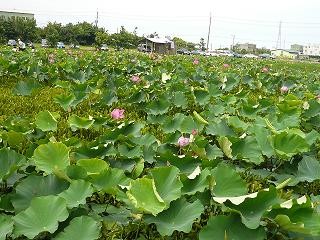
(276, 21, 282, 49)
(206, 12, 212, 51)
(231, 34, 235, 51)
(95, 9, 99, 27)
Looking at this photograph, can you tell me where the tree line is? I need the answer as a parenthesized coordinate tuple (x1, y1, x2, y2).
(0, 17, 201, 50)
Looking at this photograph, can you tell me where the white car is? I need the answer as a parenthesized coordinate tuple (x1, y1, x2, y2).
(243, 54, 258, 59)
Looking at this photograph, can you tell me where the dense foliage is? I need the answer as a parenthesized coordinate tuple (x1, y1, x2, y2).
(0, 18, 143, 48)
(0, 47, 320, 239)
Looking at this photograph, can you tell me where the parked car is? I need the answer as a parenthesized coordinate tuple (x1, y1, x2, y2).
(177, 48, 190, 55)
(7, 39, 17, 46)
(233, 53, 243, 58)
(100, 44, 109, 51)
(137, 44, 151, 52)
(70, 44, 80, 49)
(243, 54, 259, 59)
(259, 54, 272, 59)
(57, 42, 65, 49)
(41, 39, 48, 48)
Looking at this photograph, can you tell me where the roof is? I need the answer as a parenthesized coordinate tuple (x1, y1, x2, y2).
(271, 49, 299, 54)
(0, 10, 34, 16)
(145, 37, 173, 44)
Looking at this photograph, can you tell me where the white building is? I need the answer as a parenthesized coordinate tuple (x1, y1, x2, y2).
(303, 44, 320, 56)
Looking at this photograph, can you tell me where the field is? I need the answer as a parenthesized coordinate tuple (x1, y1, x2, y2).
(0, 47, 320, 240)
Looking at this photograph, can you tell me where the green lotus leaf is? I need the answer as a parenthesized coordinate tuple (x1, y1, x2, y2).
(99, 89, 118, 106)
(3, 131, 26, 149)
(90, 168, 129, 194)
(272, 131, 310, 158)
(53, 93, 76, 111)
(199, 215, 266, 240)
(68, 115, 94, 131)
(0, 148, 25, 180)
(118, 144, 143, 158)
(303, 99, 320, 118)
(225, 187, 280, 229)
(11, 174, 69, 213)
(33, 142, 70, 174)
(54, 216, 101, 240)
(206, 120, 235, 137)
(180, 116, 199, 133)
(150, 166, 183, 205)
(0, 214, 13, 240)
(147, 98, 170, 115)
(66, 165, 88, 180)
(127, 91, 146, 103)
(211, 163, 247, 197)
(252, 125, 274, 157)
(269, 197, 320, 236)
(127, 178, 166, 216)
(218, 136, 233, 158)
(172, 91, 187, 108)
(206, 144, 224, 160)
(228, 116, 248, 132)
(232, 136, 264, 164)
(181, 168, 211, 195)
(59, 180, 93, 208)
(13, 196, 69, 239)
(296, 156, 320, 183)
(274, 215, 310, 235)
(145, 198, 203, 236)
(35, 110, 59, 132)
(193, 88, 210, 105)
(76, 158, 108, 175)
(162, 113, 185, 133)
(13, 80, 41, 96)
(131, 133, 157, 147)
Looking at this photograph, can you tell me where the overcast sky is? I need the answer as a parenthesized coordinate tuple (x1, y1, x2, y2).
(2, 0, 320, 49)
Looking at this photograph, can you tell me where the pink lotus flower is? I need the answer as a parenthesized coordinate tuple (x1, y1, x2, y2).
(262, 67, 269, 73)
(193, 59, 199, 65)
(192, 129, 198, 136)
(177, 136, 190, 147)
(280, 86, 289, 94)
(223, 63, 230, 68)
(131, 75, 141, 83)
(111, 108, 125, 120)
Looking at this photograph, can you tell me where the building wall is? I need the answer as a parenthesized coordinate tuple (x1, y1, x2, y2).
(236, 43, 257, 51)
(303, 44, 320, 56)
(271, 50, 297, 59)
(146, 41, 176, 54)
(291, 44, 303, 52)
(0, 11, 34, 20)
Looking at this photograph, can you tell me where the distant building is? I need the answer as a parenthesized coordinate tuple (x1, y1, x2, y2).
(234, 43, 257, 52)
(0, 10, 34, 20)
(271, 49, 299, 59)
(303, 44, 320, 56)
(290, 44, 303, 53)
(144, 37, 176, 54)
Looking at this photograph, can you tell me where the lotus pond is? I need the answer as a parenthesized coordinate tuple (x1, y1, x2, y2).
(0, 48, 320, 239)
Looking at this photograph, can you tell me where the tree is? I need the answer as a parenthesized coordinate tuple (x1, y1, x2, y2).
(108, 26, 143, 49)
(0, 17, 37, 43)
(44, 22, 61, 47)
(199, 38, 206, 51)
(95, 31, 109, 47)
(172, 37, 196, 51)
